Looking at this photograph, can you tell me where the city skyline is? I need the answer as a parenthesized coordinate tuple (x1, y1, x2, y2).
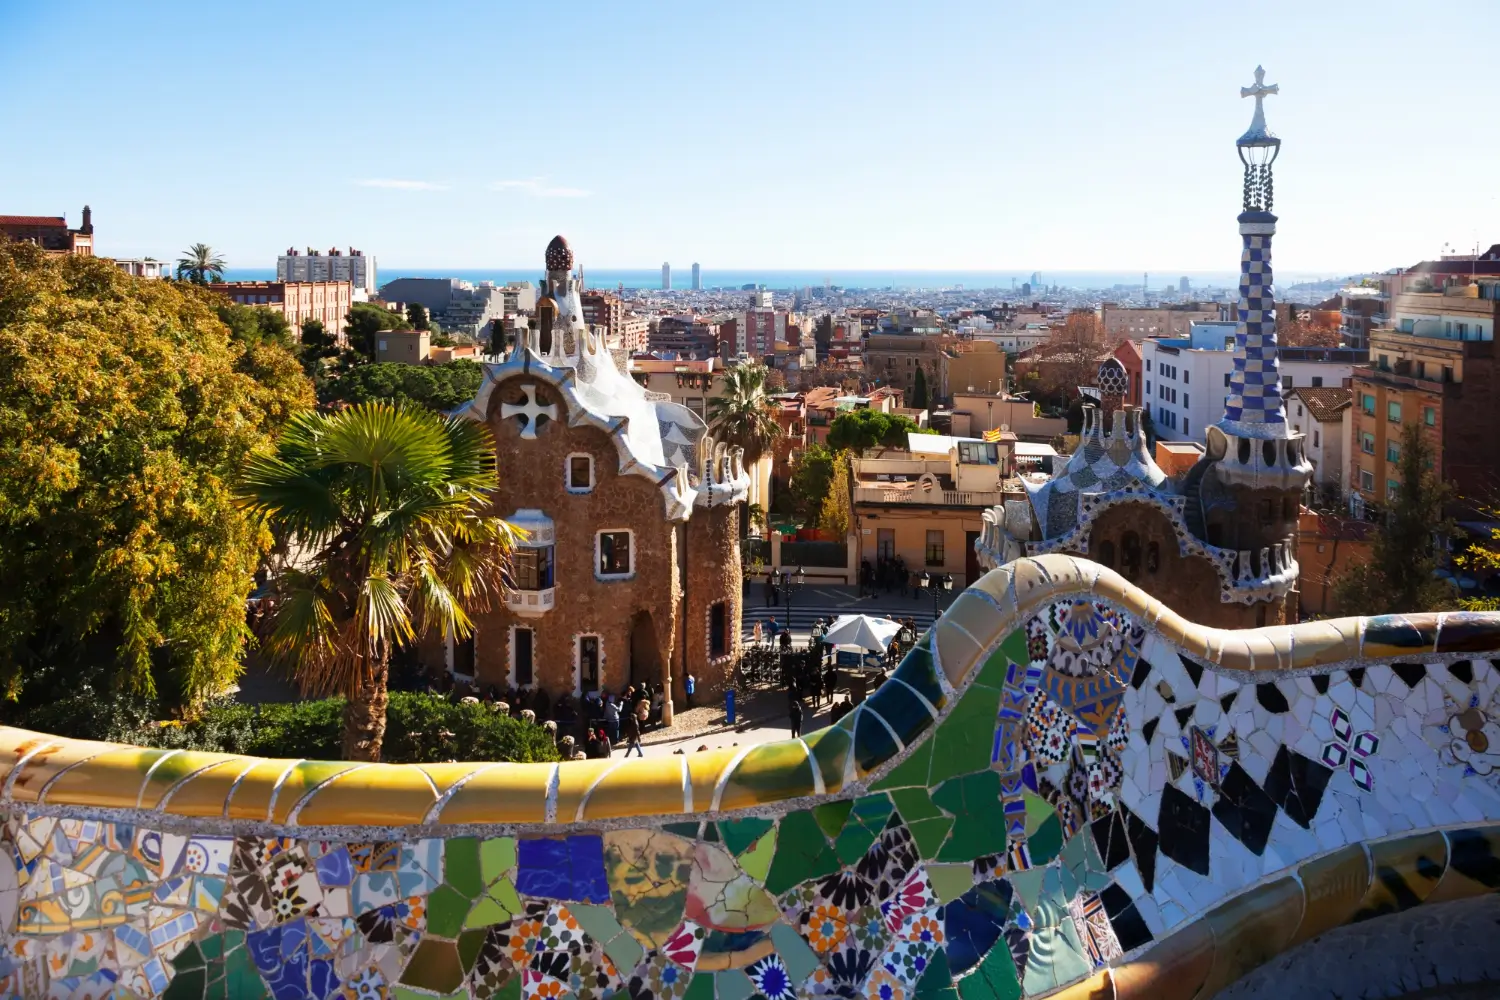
(2, 1, 1497, 274)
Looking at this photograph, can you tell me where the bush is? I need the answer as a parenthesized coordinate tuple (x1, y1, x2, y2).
(7, 691, 558, 764)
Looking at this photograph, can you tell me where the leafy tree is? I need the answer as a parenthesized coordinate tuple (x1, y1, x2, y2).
(788, 444, 837, 526)
(345, 302, 407, 360)
(319, 360, 486, 412)
(706, 363, 782, 464)
(911, 366, 929, 408)
(215, 301, 293, 348)
(0, 241, 313, 709)
(175, 243, 226, 284)
(1278, 316, 1340, 349)
(826, 408, 932, 452)
(406, 302, 431, 331)
(236, 403, 517, 761)
(817, 450, 852, 537)
(1333, 423, 1456, 615)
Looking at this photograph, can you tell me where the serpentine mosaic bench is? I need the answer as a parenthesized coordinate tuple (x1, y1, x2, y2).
(4, 553, 1500, 1000)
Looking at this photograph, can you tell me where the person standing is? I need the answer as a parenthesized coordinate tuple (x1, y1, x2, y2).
(685, 673, 696, 708)
(604, 694, 620, 744)
(621, 703, 644, 756)
(788, 696, 804, 739)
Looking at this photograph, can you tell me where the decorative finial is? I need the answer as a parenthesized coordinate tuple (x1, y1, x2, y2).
(1237, 65, 1279, 147)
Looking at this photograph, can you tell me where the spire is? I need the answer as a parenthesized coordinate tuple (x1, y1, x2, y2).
(1218, 66, 1289, 441)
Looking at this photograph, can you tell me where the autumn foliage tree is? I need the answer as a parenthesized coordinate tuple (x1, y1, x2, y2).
(0, 240, 314, 711)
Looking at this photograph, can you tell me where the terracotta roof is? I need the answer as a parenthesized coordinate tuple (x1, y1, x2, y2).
(1112, 339, 1143, 361)
(1289, 386, 1351, 424)
(803, 387, 842, 409)
(0, 215, 66, 227)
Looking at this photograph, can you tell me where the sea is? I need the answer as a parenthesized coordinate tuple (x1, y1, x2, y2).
(215, 267, 1338, 294)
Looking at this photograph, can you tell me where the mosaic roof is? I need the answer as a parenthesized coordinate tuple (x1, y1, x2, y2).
(1024, 409, 1171, 539)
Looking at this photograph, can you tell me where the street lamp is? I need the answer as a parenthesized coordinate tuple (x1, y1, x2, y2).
(783, 566, 805, 633)
(920, 572, 955, 622)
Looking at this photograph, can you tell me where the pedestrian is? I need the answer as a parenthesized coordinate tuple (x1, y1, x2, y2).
(621, 703, 644, 756)
(788, 697, 804, 739)
(779, 629, 792, 653)
(823, 664, 837, 703)
(598, 726, 613, 759)
(604, 694, 620, 744)
(685, 673, 696, 708)
(753, 620, 763, 645)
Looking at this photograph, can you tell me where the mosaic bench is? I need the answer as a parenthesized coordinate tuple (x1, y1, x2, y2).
(3, 553, 1500, 1000)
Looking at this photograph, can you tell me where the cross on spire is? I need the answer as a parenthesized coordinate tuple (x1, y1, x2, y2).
(1238, 65, 1279, 144)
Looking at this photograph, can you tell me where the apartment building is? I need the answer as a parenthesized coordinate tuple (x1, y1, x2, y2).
(208, 280, 353, 340)
(0, 206, 94, 256)
(278, 247, 376, 296)
(1348, 281, 1500, 510)
(1100, 303, 1221, 341)
(1286, 387, 1352, 496)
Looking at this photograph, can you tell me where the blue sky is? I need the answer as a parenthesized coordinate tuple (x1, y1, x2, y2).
(2, 0, 1495, 274)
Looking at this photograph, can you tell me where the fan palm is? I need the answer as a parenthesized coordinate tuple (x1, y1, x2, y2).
(706, 363, 782, 464)
(176, 243, 226, 284)
(237, 403, 517, 761)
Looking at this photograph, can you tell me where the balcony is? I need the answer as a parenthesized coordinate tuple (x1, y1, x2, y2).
(1352, 364, 1447, 393)
(854, 486, 1008, 506)
(507, 587, 556, 617)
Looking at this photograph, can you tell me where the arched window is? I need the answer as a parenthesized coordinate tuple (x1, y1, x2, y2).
(1097, 540, 1115, 568)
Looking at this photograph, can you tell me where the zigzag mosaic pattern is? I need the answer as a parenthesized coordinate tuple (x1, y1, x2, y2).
(2, 556, 1500, 1000)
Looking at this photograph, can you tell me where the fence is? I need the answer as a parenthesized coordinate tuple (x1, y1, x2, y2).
(779, 539, 850, 568)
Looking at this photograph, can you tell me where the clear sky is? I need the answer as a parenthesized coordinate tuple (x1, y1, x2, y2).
(2, 0, 1495, 274)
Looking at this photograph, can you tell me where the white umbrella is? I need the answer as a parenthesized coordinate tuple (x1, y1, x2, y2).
(820, 614, 904, 653)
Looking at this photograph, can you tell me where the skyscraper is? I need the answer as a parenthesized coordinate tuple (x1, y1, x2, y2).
(1179, 275, 1191, 293)
(691, 262, 701, 291)
(661, 262, 671, 290)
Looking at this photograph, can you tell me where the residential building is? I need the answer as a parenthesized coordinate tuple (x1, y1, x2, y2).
(581, 289, 642, 351)
(1348, 280, 1500, 510)
(208, 280, 353, 340)
(691, 262, 701, 290)
(0, 206, 93, 255)
(618, 315, 649, 354)
(853, 432, 1016, 588)
(1337, 285, 1384, 350)
(863, 332, 945, 399)
(948, 393, 1067, 441)
(278, 247, 377, 296)
(661, 262, 671, 290)
(375, 329, 430, 364)
(112, 258, 167, 279)
(1143, 321, 1365, 443)
(437, 237, 748, 709)
(939, 339, 1007, 400)
(1100, 302, 1220, 341)
(649, 317, 723, 359)
(1297, 511, 1373, 617)
(1286, 387, 1351, 498)
(740, 291, 786, 357)
(379, 277, 534, 339)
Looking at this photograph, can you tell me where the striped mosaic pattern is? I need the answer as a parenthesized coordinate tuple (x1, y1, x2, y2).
(1220, 224, 1287, 437)
(2, 555, 1500, 1000)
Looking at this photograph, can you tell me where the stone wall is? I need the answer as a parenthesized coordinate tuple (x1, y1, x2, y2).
(3, 556, 1500, 1000)
(682, 502, 742, 701)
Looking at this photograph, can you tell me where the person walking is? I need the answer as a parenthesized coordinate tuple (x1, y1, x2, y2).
(604, 694, 620, 744)
(788, 696, 804, 739)
(621, 703, 644, 757)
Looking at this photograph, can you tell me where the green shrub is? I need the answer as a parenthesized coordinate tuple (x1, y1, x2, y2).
(8, 690, 558, 764)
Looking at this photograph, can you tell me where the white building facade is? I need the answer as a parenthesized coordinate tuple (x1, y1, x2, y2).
(1143, 321, 1366, 444)
(278, 248, 376, 296)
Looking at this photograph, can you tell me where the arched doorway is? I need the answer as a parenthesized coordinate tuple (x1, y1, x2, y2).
(629, 610, 664, 688)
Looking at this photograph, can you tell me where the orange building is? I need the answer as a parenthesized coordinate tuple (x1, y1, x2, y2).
(1297, 510, 1373, 617)
(208, 281, 353, 343)
(0, 206, 93, 256)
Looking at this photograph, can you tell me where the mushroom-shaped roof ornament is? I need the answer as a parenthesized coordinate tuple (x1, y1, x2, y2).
(545, 235, 574, 273)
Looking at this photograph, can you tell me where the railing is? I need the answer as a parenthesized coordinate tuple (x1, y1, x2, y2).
(854, 487, 1008, 506)
(1352, 365, 1447, 392)
(742, 537, 771, 565)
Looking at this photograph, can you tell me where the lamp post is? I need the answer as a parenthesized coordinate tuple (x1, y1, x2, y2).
(920, 571, 955, 623)
(783, 566, 805, 633)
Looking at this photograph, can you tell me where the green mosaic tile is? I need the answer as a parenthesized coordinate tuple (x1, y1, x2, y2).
(1022, 794, 1056, 837)
(1008, 868, 1045, 910)
(889, 786, 943, 823)
(1027, 815, 1064, 867)
(769, 921, 821, 982)
(999, 626, 1030, 669)
(834, 794, 894, 864)
(908, 816, 956, 860)
(570, 902, 626, 947)
(971, 649, 1012, 691)
(804, 724, 853, 792)
(739, 831, 776, 884)
(426, 883, 472, 938)
(682, 973, 716, 1000)
(163, 968, 205, 1000)
(401, 937, 465, 993)
(466, 893, 512, 929)
(852, 706, 901, 776)
(958, 932, 1022, 1000)
(812, 801, 853, 839)
(493, 973, 523, 1000)
(664, 822, 702, 838)
(719, 817, 774, 857)
(458, 928, 487, 973)
(892, 636, 946, 712)
(446, 837, 482, 898)
(603, 925, 645, 971)
(927, 683, 1002, 786)
(864, 680, 936, 750)
(915, 947, 958, 1000)
(715, 969, 756, 1000)
(702, 822, 721, 843)
(725, 741, 818, 801)
(869, 737, 931, 791)
(931, 771, 1008, 863)
(926, 863, 974, 905)
(174, 942, 205, 971)
(1022, 922, 1089, 996)
(764, 810, 840, 895)
(479, 837, 517, 884)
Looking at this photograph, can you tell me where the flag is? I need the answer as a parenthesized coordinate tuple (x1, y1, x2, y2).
(982, 428, 1002, 442)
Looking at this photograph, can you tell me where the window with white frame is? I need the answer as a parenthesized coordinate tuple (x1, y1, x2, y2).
(566, 453, 594, 493)
(596, 530, 633, 578)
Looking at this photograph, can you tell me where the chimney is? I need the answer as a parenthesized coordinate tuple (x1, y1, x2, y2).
(80, 205, 93, 235)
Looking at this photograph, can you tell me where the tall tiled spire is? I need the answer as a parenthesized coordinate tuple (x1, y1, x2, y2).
(1218, 66, 1290, 441)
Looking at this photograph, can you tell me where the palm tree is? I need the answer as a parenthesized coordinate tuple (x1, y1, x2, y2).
(176, 243, 226, 284)
(706, 363, 783, 465)
(237, 403, 517, 761)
